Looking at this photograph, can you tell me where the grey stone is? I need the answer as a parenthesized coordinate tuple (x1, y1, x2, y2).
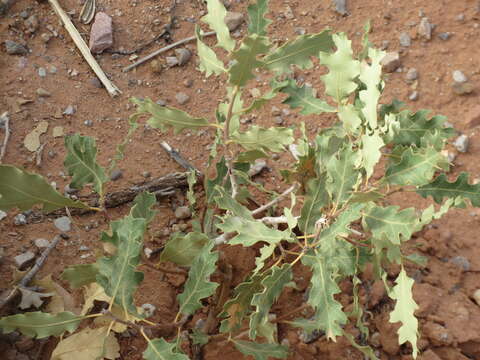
(14, 251, 35, 268)
(294, 27, 306, 35)
(409, 91, 419, 101)
(438, 32, 451, 40)
(79, 245, 90, 251)
(156, 99, 166, 106)
(141, 303, 156, 317)
(248, 159, 267, 177)
(405, 68, 418, 81)
(451, 255, 470, 271)
(452, 82, 474, 95)
(381, 52, 400, 73)
(89, 12, 113, 54)
(452, 70, 467, 83)
(142, 171, 151, 178)
(175, 48, 192, 66)
(4, 40, 28, 55)
(89, 77, 103, 88)
(38, 67, 47, 77)
(25, 15, 39, 33)
(84, 119, 93, 127)
(14, 214, 27, 226)
(453, 134, 469, 153)
(274, 116, 284, 125)
(63, 105, 76, 115)
(54, 216, 72, 232)
(455, 13, 465, 22)
(166, 56, 179, 67)
(36, 88, 51, 97)
(110, 169, 123, 181)
(0, 210, 7, 221)
(175, 92, 190, 105)
(418, 17, 432, 40)
(224, 12, 245, 31)
(175, 206, 192, 220)
(399, 32, 411, 47)
(49, 65, 57, 74)
(34, 238, 50, 249)
(332, 0, 348, 16)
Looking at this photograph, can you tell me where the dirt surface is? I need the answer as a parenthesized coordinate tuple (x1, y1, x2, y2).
(1, 0, 480, 359)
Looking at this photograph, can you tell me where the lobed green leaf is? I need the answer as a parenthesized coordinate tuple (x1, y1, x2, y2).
(231, 125, 294, 153)
(143, 337, 189, 360)
(363, 205, 416, 244)
(160, 232, 209, 266)
(233, 340, 288, 360)
(247, 0, 272, 36)
(61, 264, 99, 289)
(281, 80, 335, 115)
(202, 0, 235, 52)
(0, 165, 89, 213)
(195, 26, 225, 77)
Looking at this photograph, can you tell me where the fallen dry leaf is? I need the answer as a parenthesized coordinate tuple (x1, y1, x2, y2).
(34, 274, 78, 314)
(18, 287, 54, 309)
(51, 326, 120, 360)
(24, 120, 49, 152)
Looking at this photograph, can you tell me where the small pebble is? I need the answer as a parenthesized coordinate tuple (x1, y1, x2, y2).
(36, 88, 51, 97)
(0, 210, 6, 221)
(333, 0, 348, 16)
(79, 245, 90, 251)
(63, 105, 76, 115)
(150, 60, 163, 74)
(399, 32, 411, 47)
(166, 56, 179, 67)
(452, 82, 474, 95)
(174, 206, 192, 220)
(14, 214, 27, 226)
(34, 238, 50, 249)
(38, 67, 47, 77)
(142, 171, 151, 178)
(110, 169, 123, 181)
(409, 91, 419, 101)
(381, 52, 401, 73)
(4, 40, 28, 55)
(89, 77, 103, 88)
(405, 68, 418, 81)
(41, 33, 52, 43)
(49, 65, 57, 74)
(438, 32, 451, 40)
(452, 70, 467, 83)
(248, 159, 268, 177)
(175, 48, 192, 66)
(453, 134, 469, 153)
(418, 17, 433, 40)
(14, 251, 35, 269)
(141, 303, 156, 317)
(224, 11, 245, 31)
(473, 289, 480, 307)
(175, 92, 190, 105)
(451, 255, 470, 271)
(274, 116, 284, 125)
(84, 119, 93, 127)
(54, 216, 72, 232)
(156, 99, 166, 106)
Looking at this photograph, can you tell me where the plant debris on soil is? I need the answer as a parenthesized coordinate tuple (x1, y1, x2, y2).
(1, 1, 480, 359)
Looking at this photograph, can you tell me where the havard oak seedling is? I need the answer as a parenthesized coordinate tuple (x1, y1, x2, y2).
(1, 0, 479, 359)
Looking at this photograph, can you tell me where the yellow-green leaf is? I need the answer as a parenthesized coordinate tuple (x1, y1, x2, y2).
(202, 0, 235, 52)
(196, 26, 225, 77)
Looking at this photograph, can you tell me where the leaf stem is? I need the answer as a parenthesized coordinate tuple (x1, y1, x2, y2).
(223, 86, 240, 199)
(252, 183, 299, 216)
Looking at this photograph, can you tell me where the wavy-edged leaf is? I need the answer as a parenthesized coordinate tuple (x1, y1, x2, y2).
(51, 326, 120, 360)
(384, 147, 447, 186)
(319, 203, 365, 247)
(214, 185, 252, 218)
(61, 264, 98, 289)
(160, 232, 209, 266)
(132, 98, 211, 134)
(231, 125, 293, 153)
(0, 311, 82, 339)
(233, 340, 288, 360)
(240, 79, 288, 114)
(388, 268, 419, 359)
(392, 110, 455, 147)
(281, 80, 335, 115)
(206, 157, 229, 205)
(195, 26, 225, 77)
(0, 165, 89, 212)
(250, 264, 292, 339)
(301, 252, 347, 340)
(220, 273, 264, 333)
(263, 31, 334, 74)
(64, 134, 108, 194)
(326, 144, 361, 206)
(359, 47, 385, 129)
(229, 34, 270, 87)
(202, 0, 235, 52)
(97, 215, 146, 315)
(131, 191, 157, 223)
(361, 132, 384, 179)
(143, 337, 189, 360)
(247, 0, 271, 36)
(314, 128, 347, 172)
(319, 33, 360, 103)
(363, 205, 416, 244)
(298, 177, 329, 235)
(177, 242, 218, 316)
(417, 172, 480, 207)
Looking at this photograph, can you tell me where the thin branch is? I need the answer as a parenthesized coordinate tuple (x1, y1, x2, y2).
(339, 235, 372, 248)
(0, 112, 10, 163)
(160, 141, 199, 173)
(252, 183, 299, 216)
(123, 31, 216, 72)
(0, 235, 61, 310)
(47, 0, 121, 97)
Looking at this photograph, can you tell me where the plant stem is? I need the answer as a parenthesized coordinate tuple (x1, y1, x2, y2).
(223, 86, 240, 199)
(252, 183, 299, 216)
